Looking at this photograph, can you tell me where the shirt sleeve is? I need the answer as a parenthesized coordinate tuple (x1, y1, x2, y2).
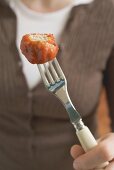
(103, 47, 114, 131)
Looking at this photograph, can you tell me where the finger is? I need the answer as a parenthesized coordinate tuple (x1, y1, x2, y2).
(73, 133, 114, 170)
(98, 133, 113, 143)
(70, 145, 84, 159)
(105, 161, 114, 170)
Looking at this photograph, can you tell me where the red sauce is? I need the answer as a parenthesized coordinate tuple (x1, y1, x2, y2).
(20, 33, 59, 64)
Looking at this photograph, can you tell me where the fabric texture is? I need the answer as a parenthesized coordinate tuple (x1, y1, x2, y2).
(0, 0, 114, 169)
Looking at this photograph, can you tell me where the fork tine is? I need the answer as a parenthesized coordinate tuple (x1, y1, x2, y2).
(37, 64, 50, 87)
(44, 63, 55, 84)
(49, 61, 60, 81)
(53, 58, 65, 79)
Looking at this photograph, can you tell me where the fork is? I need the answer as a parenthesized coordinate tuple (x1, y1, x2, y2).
(37, 58, 108, 169)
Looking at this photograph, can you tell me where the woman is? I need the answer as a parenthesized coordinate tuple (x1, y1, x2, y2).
(0, 0, 114, 169)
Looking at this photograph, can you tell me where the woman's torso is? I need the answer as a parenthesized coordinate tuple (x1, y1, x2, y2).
(0, 0, 114, 134)
(0, 0, 114, 169)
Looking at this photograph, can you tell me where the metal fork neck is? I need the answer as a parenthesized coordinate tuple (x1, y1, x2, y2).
(65, 102, 81, 124)
(55, 86, 81, 126)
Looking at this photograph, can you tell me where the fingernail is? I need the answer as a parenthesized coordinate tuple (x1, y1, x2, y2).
(73, 161, 77, 169)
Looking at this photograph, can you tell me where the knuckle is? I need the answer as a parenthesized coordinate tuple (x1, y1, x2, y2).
(99, 142, 113, 161)
(100, 133, 114, 142)
(109, 133, 114, 140)
(106, 132, 114, 139)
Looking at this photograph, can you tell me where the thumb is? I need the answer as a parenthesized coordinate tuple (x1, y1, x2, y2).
(70, 145, 84, 159)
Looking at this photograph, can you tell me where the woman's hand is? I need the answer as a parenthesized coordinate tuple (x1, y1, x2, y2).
(70, 133, 114, 170)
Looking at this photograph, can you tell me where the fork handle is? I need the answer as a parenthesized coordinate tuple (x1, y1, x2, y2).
(76, 126, 109, 169)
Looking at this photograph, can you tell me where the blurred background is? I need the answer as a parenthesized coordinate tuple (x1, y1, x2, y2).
(97, 88, 111, 136)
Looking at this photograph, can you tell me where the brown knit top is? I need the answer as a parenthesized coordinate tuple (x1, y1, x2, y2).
(0, 0, 114, 136)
